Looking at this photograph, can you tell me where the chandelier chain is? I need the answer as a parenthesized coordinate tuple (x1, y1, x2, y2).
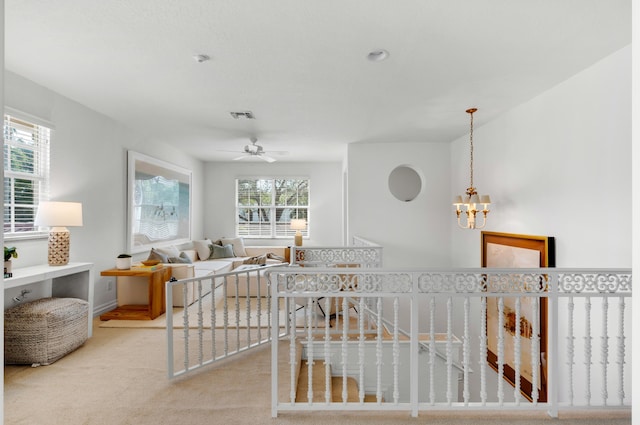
(469, 110, 474, 189)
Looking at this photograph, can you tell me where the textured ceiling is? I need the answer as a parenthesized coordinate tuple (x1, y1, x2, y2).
(5, 1, 631, 162)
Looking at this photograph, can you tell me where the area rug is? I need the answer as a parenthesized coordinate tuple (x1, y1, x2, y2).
(99, 294, 326, 330)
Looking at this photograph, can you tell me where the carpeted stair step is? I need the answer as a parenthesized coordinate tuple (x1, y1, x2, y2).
(296, 361, 332, 403)
(331, 376, 358, 402)
(331, 376, 381, 402)
(296, 360, 381, 403)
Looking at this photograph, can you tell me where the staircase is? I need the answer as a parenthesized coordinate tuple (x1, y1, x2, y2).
(296, 361, 380, 403)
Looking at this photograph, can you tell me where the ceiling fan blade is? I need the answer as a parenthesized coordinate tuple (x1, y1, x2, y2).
(259, 155, 276, 163)
(233, 154, 249, 161)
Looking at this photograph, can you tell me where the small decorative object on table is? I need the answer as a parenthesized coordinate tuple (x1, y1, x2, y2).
(4, 246, 18, 278)
(115, 254, 132, 270)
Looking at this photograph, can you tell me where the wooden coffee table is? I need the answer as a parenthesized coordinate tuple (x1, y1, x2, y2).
(99, 266, 171, 320)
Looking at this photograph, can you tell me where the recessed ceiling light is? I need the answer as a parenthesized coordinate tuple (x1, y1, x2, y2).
(193, 54, 210, 63)
(367, 49, 389, 62)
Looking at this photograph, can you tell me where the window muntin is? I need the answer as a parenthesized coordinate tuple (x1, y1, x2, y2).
(3, 114, 50, 237)
(236, 178, 309, 238)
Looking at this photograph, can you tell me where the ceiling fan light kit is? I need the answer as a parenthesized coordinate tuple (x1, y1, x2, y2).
(232, 137, 278, 163)
(453, 108, 491, 230)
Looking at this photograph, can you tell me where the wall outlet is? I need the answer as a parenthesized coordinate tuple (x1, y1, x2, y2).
(107, 280, 113, 291)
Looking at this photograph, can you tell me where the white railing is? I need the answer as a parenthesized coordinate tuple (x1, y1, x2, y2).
(166, 264, 286, 378)
(267, 267, 632, 418)
(290, 237, 382, 268)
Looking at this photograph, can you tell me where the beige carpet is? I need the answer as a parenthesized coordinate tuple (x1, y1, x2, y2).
(4, 318, 631, 425)
(98, 293, 329, 329)
(99, 293, 285, 329)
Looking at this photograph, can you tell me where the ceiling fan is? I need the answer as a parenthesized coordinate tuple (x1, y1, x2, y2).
(233, 137, 287, 163)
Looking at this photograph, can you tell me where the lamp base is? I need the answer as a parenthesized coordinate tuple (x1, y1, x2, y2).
(294, 232, 303, 247)
(48, 229, 70, 266)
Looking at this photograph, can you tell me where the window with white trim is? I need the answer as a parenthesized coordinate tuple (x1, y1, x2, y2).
(3, 114, 50, 238)
(236, 178, 309, 239)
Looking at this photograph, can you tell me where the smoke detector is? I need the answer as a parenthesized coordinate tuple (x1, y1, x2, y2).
(367, 49, 389, 62)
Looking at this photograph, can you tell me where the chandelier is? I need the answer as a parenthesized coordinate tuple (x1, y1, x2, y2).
(453, 108, 491, 229)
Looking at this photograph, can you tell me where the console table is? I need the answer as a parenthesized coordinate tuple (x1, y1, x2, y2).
(4, 262, 95, 337)
(99, 266, 171, 321)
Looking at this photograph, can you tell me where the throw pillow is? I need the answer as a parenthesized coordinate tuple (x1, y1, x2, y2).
(220, 237, 247, 257)
(210, 244, 234, 259)
(168, 252, 192, 264)
(147, 248, 169, 263)
(155, 245, 181, 259)
(266, 252, 286, 262)
(243, 254, 267, 265)
(193, 239, 213, 261)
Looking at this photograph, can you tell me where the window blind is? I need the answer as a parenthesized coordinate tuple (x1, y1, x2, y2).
(3, 114, 51, 237)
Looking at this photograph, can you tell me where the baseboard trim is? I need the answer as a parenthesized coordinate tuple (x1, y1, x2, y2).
(93, 300, 117, 317)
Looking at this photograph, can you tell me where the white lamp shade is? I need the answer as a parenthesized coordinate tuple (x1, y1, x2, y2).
(35, 202, 83, 227)
(452, 196, 463, 205)
(469, 194, 480, 204)
(290, 219, 307, 231)
(480, 195, 491, 204)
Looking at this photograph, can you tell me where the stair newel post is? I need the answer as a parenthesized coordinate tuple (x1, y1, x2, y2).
(392, 296, 400, 404)
(530, 293, 540, 404)
(446, 296, 453, 404)
(410, 272, 419, 417)
(307, 296, 314, 404)
(463, 296, 471, 405)
(358, 296, 366, 404)
(429, 296, 436, 405)
(479, 293, 488, 405)
(341, 296, 349, 403)
(616, 297, 626, 406)
(324, 296, 331, 404)
(376, 296, 383, 403)
(514, 297, 522, 405)
(567, 294, 575, 405)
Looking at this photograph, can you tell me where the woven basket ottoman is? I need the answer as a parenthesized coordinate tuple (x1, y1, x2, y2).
(5, 297, 89, 366)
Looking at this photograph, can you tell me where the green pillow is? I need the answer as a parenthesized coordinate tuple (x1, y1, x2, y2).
(168, 252, 192, 264)
(210, 244, 234, 259)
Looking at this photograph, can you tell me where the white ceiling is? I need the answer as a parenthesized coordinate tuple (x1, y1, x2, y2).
(5, 1, 631, 162)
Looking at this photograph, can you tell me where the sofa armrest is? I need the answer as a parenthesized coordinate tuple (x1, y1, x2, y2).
(162, 263, 195, 280)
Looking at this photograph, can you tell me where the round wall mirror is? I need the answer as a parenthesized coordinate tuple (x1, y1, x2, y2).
(388, 165, 422, 202)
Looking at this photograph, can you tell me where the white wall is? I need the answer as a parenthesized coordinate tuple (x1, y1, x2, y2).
(3, 71, 205, 314)
(347, 142, 451, 268)
(445, 45, 632, 402)
(450, 45, 631, 268)
(203, 161, 343, 247)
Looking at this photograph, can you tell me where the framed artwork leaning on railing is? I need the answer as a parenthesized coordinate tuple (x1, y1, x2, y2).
(481, 231, 555, 402)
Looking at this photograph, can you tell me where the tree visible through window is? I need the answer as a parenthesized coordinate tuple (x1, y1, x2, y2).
(236, 178, 309, 238)
(3, 114, 50, 237)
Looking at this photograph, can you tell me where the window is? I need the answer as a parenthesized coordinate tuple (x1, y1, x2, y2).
(236, 178, 309, 238)
(3, 113, 50, 238)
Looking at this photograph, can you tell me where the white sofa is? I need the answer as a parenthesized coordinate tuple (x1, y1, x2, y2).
(117, 242, 287, 308)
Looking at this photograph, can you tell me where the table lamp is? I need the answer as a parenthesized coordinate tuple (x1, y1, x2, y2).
(35, 201, 83, 266)
(290, 219, 306, 247)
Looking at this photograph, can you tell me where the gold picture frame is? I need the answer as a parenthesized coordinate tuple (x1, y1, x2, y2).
(481, 231, 555, 402)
